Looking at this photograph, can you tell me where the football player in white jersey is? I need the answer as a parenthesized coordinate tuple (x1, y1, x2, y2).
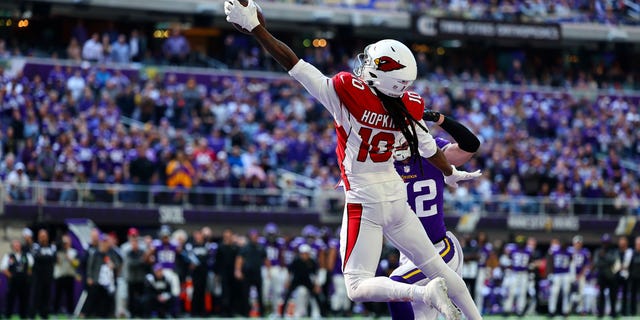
(224, 2, 482, 319)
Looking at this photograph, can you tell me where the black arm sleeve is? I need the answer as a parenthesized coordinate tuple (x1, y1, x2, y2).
(439, 116, 480, 153)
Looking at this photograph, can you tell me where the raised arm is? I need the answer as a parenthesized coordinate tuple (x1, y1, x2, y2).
(224, 0, 298, 71)
(225, 0, 341, 115)
(252, 26, 299, 71)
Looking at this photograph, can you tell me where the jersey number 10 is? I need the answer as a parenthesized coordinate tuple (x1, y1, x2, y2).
(356, 127, 395, 162)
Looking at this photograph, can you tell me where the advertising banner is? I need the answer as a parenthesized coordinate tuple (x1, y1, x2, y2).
(415, 17, 561, 41)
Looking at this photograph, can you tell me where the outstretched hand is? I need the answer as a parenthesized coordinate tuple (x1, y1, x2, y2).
(224, 0, 261, 33)
(443, 165, 481, 188)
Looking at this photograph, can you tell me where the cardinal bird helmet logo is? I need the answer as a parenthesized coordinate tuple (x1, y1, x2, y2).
(374, 56, 406, 72)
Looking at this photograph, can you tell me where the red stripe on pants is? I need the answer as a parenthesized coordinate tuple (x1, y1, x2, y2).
(343, 203, 363, 270)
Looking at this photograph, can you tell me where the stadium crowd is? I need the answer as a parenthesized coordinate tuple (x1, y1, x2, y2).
(0, 56, 638, 214)
(259, 0, 640, 25)
(2, 16, 640, 89)
(3, 225, 640, 318)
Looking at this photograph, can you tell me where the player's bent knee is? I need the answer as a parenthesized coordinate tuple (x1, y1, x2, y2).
(343, 271, 372, 302)
(344, 277, 364, 302)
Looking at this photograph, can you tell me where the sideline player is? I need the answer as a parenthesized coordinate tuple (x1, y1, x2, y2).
(260, 223, 288, 315)
(547, 240, 573, 317)
(502, 235, 532, 316)
(475, 232, 492, 313)
(569, 235, 590, 314)
(224, 1, 482, 319)
(326, 228, 351, 316)
(387, 111, 480, 319)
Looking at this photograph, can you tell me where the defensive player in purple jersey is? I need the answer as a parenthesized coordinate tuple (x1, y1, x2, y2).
(325, 228, 350, 316)
(547, 240, 573, 317)
(388, 111, 480, 320)
(502, 235, 532, 317)
(259, 223, 288, 315)
(568, 235, 591, 314)
(146, 226, 178, 271)
(141, 226, 181, 316)
(475, 232, 492, 314)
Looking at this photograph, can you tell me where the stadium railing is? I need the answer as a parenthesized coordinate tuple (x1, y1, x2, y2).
(0, 181, 316, 211)
(1, 181, 636, 218)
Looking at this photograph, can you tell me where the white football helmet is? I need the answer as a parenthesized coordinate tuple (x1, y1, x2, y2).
(353, 39, 417, 98)
(392, 136, 411, 161)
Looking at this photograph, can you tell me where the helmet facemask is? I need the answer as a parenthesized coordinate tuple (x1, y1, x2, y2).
(353, 45, 372, 79)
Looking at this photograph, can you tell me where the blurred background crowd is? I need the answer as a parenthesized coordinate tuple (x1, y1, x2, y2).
(259, 0, 639, 25)
(3, 224, 640, 318)
(1, 55, 638, 214)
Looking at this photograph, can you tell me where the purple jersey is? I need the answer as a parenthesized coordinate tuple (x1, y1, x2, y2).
(505, 243, 518, 254)
(568, 247, 590, 274)
(394, 138, 450, 243)
(328, 238, 342, 275)
(289, 236, 326, 261)
(95, 147, 111, 171)
(283, 239, 300, 265)
(109, 147, 126, 169)
(310, 238, 327, 261)
(259, 236, 286, 267)
(478, 243, 493, 268)
(549, 247, 572, 274)
(153, 240, 178, 270)
(75, 145, 94, 175)
(509, 247, 532, 272)
(205, 242, 218, 269)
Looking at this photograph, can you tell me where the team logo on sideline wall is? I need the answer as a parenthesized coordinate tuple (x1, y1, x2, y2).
(159, 206, 185, 224)
(374, 56, 406, 72)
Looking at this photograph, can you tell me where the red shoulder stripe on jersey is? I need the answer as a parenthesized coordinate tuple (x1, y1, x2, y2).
(343, 203, 363, 271)
(335, 123, 350, 191)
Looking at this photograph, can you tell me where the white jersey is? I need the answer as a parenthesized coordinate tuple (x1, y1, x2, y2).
(289, 60, 438, 203)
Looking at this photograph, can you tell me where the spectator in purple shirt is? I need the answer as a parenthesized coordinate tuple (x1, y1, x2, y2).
(163, 27, 190, 66)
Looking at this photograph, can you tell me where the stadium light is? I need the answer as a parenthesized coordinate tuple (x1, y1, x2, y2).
(312, 39, 327, 48)
(412, 44, 430, 53)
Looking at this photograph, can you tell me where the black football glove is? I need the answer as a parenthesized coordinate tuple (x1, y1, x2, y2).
(423, 109, 441, 122)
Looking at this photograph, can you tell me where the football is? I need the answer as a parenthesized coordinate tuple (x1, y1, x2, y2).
(232, 0, 266, 34)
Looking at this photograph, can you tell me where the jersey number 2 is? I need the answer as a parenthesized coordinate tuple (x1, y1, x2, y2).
(413, 179, 438, 217)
